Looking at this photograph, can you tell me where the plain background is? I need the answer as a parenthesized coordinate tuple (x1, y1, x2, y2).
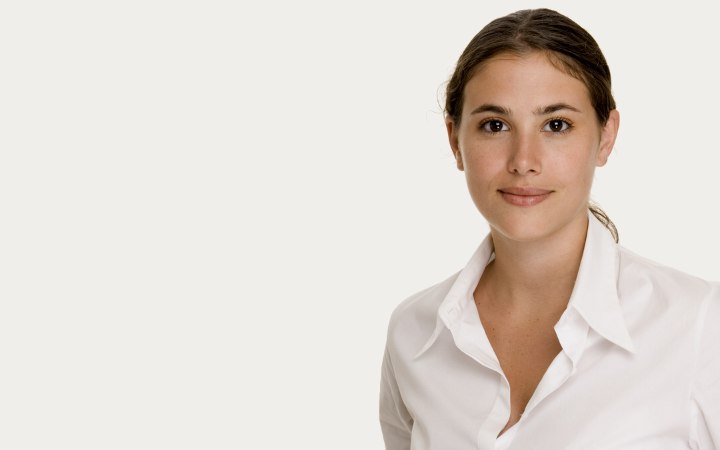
(1, 0, 718, 448)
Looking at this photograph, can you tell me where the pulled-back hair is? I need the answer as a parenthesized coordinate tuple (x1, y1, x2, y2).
(444, 8, 619, 241)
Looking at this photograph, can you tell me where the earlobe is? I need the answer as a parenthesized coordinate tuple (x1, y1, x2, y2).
(454, 151, 464, 171)
(596, 109, 620, 167)
(445, 118, 464, 171)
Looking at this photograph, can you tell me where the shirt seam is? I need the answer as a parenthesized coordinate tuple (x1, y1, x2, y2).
(688, 287, 713, 445)
(381, 347, 414, 434)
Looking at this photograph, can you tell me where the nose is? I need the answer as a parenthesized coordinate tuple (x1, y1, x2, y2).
(507, 132, 541, 175)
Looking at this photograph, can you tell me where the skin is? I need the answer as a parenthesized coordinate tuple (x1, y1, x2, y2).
(445, 51, 620, 435)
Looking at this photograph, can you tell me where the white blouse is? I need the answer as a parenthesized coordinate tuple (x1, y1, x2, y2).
(380, 213, 720, 449)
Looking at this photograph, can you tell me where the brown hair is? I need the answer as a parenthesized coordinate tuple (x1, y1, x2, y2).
(444, 8, 619, 242)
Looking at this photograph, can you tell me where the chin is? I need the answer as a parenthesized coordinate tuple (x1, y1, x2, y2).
(484, 205, 587, 244)
(490, 219, 557, 243)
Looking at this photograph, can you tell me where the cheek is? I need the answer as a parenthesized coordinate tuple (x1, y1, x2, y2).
(462, 150, 505, 187)
(550, 132, 600, 169)
(459, 137, 506, 172)
(551, 150, 598, 192)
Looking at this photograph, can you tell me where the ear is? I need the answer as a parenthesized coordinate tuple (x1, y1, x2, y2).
(596, 109, 620, 167)
(445, 118, 464, 171)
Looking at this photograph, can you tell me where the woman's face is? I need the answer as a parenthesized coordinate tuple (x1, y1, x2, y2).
(446, 51, 619, 243)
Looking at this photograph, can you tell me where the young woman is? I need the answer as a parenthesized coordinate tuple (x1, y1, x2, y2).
(379, 9, 719, 450)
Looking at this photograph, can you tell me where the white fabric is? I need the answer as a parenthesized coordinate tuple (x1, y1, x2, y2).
(380, 213, 720, 449)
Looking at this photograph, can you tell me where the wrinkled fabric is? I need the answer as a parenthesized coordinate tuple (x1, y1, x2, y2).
(380, 213, 719, 450)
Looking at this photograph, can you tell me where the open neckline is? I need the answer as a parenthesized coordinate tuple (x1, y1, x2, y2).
(496, 421, 520, 448)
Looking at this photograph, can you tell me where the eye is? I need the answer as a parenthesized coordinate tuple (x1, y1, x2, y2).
(543, 119, 572, 133)
(480, 119, 509, 133)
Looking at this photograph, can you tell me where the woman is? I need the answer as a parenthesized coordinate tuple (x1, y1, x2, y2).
(379, 8, 719, 450)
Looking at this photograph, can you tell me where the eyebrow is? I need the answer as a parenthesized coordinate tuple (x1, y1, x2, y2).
(469, 102, 582, 116)
(535, 103, 582, 115)
(469, 104, 511, 116)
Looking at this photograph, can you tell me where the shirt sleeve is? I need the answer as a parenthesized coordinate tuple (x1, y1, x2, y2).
(690, 284, 720, 450)
(379, 347, 413, 450)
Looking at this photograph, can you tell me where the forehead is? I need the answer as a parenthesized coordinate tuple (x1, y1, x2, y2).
(462, 52, 592, 113)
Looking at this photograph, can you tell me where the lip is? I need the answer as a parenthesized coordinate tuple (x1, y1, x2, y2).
(498, 186, 553, 207)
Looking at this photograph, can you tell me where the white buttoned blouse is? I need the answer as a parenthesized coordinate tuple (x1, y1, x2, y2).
(380, 214, 720, 449)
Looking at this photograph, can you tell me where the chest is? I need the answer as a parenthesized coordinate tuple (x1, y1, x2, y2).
(400, 307, 695, 449)
(477, 305, 563, 431)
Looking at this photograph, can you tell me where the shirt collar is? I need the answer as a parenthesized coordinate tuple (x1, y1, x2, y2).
(567, 212, 635, 353)
(415, 212, 635, 359)
(414, 233, 494, 358)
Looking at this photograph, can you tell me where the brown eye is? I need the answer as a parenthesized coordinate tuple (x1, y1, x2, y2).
(481, 119, 508, 133)
(544, 119, 571, 133)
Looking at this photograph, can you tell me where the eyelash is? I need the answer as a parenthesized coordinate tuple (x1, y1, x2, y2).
(478, 117, 574, 135)
(544, 117, 574, 134)
(478, 118, 509, 134)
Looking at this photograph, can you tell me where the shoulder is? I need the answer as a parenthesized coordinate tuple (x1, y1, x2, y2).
(385, 271, 460, 343)
(616, 245, 717, 305)
(616, 245, 720, 351)
(388, 271, 460, 329)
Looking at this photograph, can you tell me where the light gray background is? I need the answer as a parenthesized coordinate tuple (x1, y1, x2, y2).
(1, 0, 718, 448)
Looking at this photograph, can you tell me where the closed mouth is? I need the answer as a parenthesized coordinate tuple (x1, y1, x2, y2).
(498, 187, 553, 196)
(498, 187, 553, 206)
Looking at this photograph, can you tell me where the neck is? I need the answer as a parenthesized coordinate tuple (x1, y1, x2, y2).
(480, 213, 589, 314)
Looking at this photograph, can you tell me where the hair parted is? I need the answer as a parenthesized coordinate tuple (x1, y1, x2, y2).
(444, 8, 619, 242)
(445, 8, 615, 126)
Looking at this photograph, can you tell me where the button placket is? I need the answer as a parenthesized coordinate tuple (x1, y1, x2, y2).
(476, 374, 511, 449)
